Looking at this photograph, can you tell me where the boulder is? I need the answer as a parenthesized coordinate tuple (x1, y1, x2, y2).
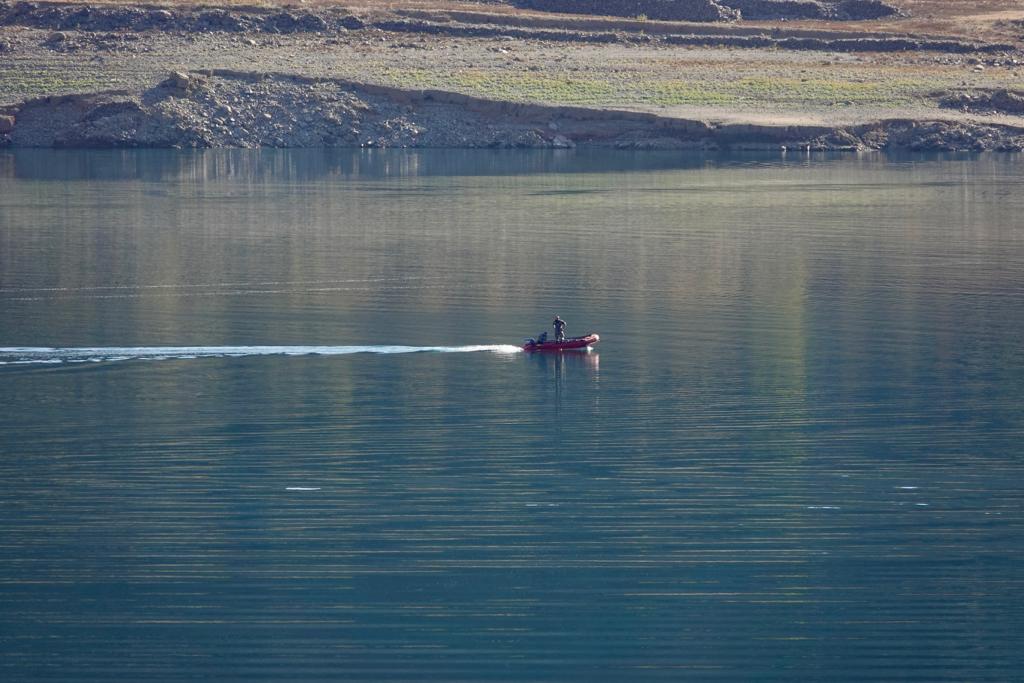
(725, 0, 827, 20)
(834, 0, 899, 20)
(169, 71, 191, 89)
(296, 13, 328, 32)
(339, 15, 366, 30)
(990, 89, 1024, 114)
(940, 89, 1024, 115)
(264, 12, 328, 33)
(192, 10, 244, 33)
(552, 134, 575, 148)
(134, 9, 174, 30)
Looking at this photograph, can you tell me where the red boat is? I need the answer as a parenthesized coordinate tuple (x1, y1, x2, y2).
(522, 333, 600, 352)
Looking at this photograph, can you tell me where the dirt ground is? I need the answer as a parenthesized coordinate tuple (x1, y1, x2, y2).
(72, 0, 1024, 41)
(2, 0, 1023, 128)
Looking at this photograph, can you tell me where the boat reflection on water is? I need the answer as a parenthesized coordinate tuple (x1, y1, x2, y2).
(526, 348, 599, 374)
(525, 349, 600, 416)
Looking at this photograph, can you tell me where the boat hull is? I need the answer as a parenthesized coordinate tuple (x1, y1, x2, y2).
(522, 333, 599, 352)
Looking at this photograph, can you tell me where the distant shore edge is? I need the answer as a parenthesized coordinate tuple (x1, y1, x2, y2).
(2, 71, 1023, 152)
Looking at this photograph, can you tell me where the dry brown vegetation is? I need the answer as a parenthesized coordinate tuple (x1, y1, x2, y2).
(3, 0, 1023, 128)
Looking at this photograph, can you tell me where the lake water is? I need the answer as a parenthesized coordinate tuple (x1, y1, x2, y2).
(1, 149, 1022, 681)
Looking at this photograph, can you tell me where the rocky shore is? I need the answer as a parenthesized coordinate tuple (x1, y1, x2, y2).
(2, 0, 1023, 152)
(0, 1, 1011, 53)
(513, 0, 900, 23)
(3, 70, 1023, 152)
(0, 1, 366, 35)
(940, 89, 1024, 116)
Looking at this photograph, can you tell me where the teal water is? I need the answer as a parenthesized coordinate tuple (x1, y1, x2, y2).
(1, 149, 1023, 681)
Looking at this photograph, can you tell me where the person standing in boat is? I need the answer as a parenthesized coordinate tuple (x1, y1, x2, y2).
(552, 315, 566, 342)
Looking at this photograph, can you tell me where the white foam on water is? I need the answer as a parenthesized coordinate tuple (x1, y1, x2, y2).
(0, 359, 64, 366)
(0, 345, 522, 366)
(286, 487, 321, 491)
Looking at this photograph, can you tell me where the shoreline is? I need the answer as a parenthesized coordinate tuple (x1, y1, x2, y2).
(4, 70, 1024, 152)
(2, 1, 1023, 151)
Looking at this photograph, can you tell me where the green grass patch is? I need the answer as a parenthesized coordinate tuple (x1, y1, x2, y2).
(378, 67, 987, 111)
(383, 68, 619, 105)
(0, 68, 113, 101)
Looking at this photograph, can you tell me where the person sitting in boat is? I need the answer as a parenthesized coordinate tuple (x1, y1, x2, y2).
(553, 315, 566, 342)
(524, 332, 548, 347)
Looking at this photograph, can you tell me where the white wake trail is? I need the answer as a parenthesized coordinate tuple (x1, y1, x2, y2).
(0, 345, 522, 366)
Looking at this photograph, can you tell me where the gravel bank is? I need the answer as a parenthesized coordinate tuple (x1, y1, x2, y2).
(0, 2, 1011, 54)
(2, 1, 1023, 150)
(3, 70, 1023, 151)
(513, 0, 900, 22)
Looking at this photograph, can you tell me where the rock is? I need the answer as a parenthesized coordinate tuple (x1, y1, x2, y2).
(169, 71, 191, 89)
(192, 10, 244, 33)
(0, 39, 12, 53)
(827, 128, 862, 148)
(339, 15, 365, 30)
(513, 0, 739, 22)
(264, 12, 297, 33)
(133, 9, 174, 30)
(47, 31, 67, 43)
(990, 89, 1024, 114)
(264, 12, 329, 33)
(835, 0, 900, 20)
(552, 134, 575, 148)
(940, 88, 1024, 115)
(0, 115, 15, 133)
(615, 136, 698, 150)
(726, 0, 827, 20)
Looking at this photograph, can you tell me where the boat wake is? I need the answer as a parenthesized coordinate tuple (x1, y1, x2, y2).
(0, 345, 523, 366)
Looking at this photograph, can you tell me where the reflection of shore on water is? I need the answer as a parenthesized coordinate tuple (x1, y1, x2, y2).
(2, 148, 719, 184)
(2, 147, 923, 184)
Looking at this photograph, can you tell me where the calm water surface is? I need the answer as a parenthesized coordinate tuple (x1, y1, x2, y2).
(1, 150, 1022, 680)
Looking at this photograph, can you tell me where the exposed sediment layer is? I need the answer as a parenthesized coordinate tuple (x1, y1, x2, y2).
(2, 71, 1023, 152)
(377, 18, 1008, 53)
(0, 1, 366, 34)
(724, 0, 899, 21)
(940, 89, 1024, 116)
(511, 0, 740, 23)
(512, 0, 899, 21)
(0, 1, 1010, 54)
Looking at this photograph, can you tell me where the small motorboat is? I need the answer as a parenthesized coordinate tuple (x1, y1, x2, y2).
(522, 333, 600, 352)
